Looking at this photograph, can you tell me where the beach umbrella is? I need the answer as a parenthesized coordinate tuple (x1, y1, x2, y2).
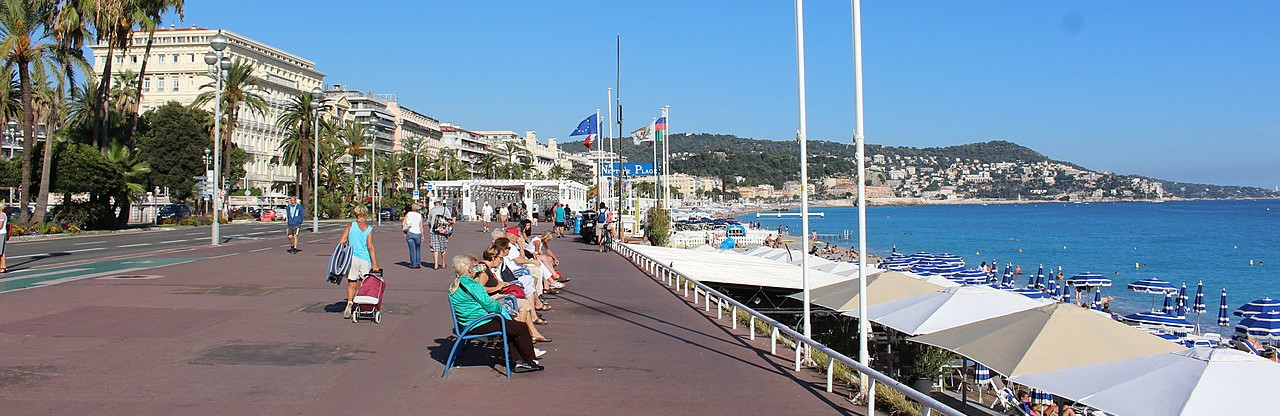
(1123, 311, 1194, 333)
(1010, 347, 1280, 416)
(951, 269, 988, 285)
(1046, 279, 1058, 299)
(1008, 287, 1051, 300)
(1033, 390, 1053, 406)
(1062, 288, 1073, 304)
(975, 363, 991, 383)
(1002, 264, 1014, 287)
(1218, 289, 1230, 327)
(1127, 277, 1177, 294)
(1034, 265, 1045, 289)
(1175, 290, 1188, 319)
(1026, 268, 1037, 288)
(845, 285, 1045, 335)
(1192, 281, 1206, 315)
(1093, 290, 1104, 310)
(1236, 311, 1280, 342)
(1066, 272, 1112, 288)
(1234, 298, 1280, 317)
(793, 271, 946, 312)
(911, 303, 1181, 378)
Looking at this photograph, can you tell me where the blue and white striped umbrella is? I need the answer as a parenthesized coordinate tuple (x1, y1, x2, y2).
(1234, 298, 1280, 318)
(1235, 311, 1280, 342)
(952, 269, 989, 285)
(1175, 287, 1188, 319)
(1034, 264, 1045, 289)
(1001, 264, 1012, 286)
(975, 363, 991, 383)
(1163, 292, 1176, 315)
(1193, 281, 1207, 315)
(1066, 272, 1112, 288)
(1127, 277, 1178, 294)
(1008, 287, 1051, 300)
(934, 264, 966, 276)
(1219, 289, 1230, 327)
(1032, 390, 1053, 405)
(1062, 288, 1074, 304)
(1046, 279, 1058, 298)
(1124, 311, 1194, 332)
(1093, 289, 1105, 310)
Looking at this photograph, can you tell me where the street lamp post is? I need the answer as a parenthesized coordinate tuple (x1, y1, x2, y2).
(202, 148, 211, 215)
(204, 31, 230, 246)
(367, 126, 379, 225)
(310, 87, 324, 233)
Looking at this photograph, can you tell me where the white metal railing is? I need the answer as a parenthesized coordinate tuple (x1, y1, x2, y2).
(613, 242, 964, 416)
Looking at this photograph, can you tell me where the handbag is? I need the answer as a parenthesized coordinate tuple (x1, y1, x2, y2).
(498, 283, 527, 299)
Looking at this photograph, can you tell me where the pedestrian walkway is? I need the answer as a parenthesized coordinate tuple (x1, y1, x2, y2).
(0, 221, 865, 415)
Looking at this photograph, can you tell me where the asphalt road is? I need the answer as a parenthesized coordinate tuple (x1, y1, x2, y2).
(2, 221, 353, 273)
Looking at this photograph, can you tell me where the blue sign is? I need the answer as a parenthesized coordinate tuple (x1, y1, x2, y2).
(412, 189, 420, 199)
(601, 163, 654, 177)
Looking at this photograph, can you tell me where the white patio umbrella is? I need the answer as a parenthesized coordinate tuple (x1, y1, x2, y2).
(911, 302, 1182, 377)
(844, 285, 1047, 335)
(813, 261, 861, 274)
(1011, 347, 1280, 416)
(792, 270, 945, 312)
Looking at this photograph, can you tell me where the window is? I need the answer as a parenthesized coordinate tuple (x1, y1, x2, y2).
(157, 54, 165, 63)
(142, 78, 150, 92)
(172, 78, 179, 92)
(190, 53, 195, 63)
(115, 55, 123, 64)
(172, 54, 178, 63)
(157, 77, 165, 91)
(131, 55, 137, 63)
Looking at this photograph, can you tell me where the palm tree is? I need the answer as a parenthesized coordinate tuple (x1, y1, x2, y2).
(89, 0, 139, 149)
(495, 140, 525, 179)
(547, 164, 567, 180)
(476, 153, 499, 179)
(36, 23, 92, 224)
(105, 142, 149, 227)
(0, 0, 54, 224)
(28, 66, 59, 223)
(193, 58, 267, 178)
(275, 92, 318, 206)
(109, 69, 139, 116)
(128, 0, 184, 141)
(63, 77, 97, 131)
(334, 121, 366, 195)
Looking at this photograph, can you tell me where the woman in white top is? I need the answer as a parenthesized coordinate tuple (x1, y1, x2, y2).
(401, 203, 424, 269)
(531, 231, 565, 291)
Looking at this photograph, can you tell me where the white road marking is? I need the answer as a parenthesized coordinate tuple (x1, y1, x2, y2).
(9, 247, 106, 259)
(74, 241, 106, 246)
(158, 239, 187, 244)
(249, 247, 274, 253)
(119, 243, 152, 248)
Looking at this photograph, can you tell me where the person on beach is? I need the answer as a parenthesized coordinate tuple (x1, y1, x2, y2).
(481, 201, 494, 232)
(1015, 265, 1023, 276)
(448, 255, 544, 372)
(339, 205, 381, 319)
(284, 196, 305, 253)
(402, 203, 424, 268)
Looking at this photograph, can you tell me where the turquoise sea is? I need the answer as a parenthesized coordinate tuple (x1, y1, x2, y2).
(740, 199, 1280, 331)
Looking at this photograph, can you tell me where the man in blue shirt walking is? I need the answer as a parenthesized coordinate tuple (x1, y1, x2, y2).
(285, 196, 306, 254)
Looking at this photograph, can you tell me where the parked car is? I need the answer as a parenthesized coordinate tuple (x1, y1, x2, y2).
(378, 207, 399, 221)
(157, 204, 193, 223)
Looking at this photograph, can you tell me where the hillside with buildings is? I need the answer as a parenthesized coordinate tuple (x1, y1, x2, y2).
(592, 133, 1277, 202)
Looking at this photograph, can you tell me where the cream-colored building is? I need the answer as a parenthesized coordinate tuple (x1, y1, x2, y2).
(89, 27, 325, 193)
(666, 173, 721, 198)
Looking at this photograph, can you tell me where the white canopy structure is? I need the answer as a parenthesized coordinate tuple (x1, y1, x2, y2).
(1011, 347, 1280, 416)
(622, 244, 861, 290)
(844, 285, 1048, 335)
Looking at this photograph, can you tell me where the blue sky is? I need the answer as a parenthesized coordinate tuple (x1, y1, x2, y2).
(163, 1, 1279, 188)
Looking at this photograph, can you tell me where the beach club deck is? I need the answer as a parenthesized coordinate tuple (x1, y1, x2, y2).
(0, 222, 890, 415)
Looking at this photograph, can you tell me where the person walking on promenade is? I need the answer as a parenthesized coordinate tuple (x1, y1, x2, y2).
(284, 196, 306, 254)
(497, 203, 509, 229)
(596, 202, 612, 252)
(552, 203, 566, 238)
(402, 203, 424, 269)
(0, 204, 9, 273)
(531, 202, 539, 227)
(428, 200, 454, 269)
(340, 205, 381, 319)
(481, 201, 494, 232)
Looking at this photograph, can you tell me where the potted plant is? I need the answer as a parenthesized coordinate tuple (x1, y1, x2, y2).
(646, 207, 671, 246)
(901, 342, 953, 393)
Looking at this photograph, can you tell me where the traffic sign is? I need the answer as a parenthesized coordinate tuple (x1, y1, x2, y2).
(412, 189, 420, 199)
(193, 175, 207, 181)
(425, 184, 434, 191)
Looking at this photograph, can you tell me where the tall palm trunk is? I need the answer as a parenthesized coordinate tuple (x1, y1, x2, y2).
(128, 33, 155, 145)
(16, 60, 34, 225)
(95, 41, 114, 149)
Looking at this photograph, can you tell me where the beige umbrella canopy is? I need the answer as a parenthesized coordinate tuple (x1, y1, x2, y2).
(910, 302, 1182, 378)
(792, 271, 946, 312)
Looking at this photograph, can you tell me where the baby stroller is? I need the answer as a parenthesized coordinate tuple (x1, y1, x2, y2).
(351, 270, 386, 323)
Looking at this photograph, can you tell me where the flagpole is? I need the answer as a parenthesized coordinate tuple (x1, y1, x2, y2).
(616, 34, 624, 233)
(594, 108, 601, 212)
(606, 87, 613, 208)
(793, 0, 812, 359)
(651, 117, 658, 209)
(663, 105, 670, 208)
(852, 0, 873, 410)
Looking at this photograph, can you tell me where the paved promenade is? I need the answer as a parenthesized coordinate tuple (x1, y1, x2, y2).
(0, 221, 864, 415)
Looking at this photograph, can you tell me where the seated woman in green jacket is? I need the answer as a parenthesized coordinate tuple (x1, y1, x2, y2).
(448, 255, 544, 372)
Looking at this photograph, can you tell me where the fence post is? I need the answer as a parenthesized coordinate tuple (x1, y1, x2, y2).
(868, 378, 877, 416)
(717, 298, 723, 319)
(794, 342, 803, 371)
(826, 357, 835, 393)
(704, 292, 711, 311)
(732, 305, 738, 329)
(749, 316, 755, 339)
(771, 327, 778, 355)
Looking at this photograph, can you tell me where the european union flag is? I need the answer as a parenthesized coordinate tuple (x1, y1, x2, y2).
(569, 113, 598, 136)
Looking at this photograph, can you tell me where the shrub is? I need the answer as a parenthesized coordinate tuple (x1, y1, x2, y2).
(646, 207, 671, 246)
